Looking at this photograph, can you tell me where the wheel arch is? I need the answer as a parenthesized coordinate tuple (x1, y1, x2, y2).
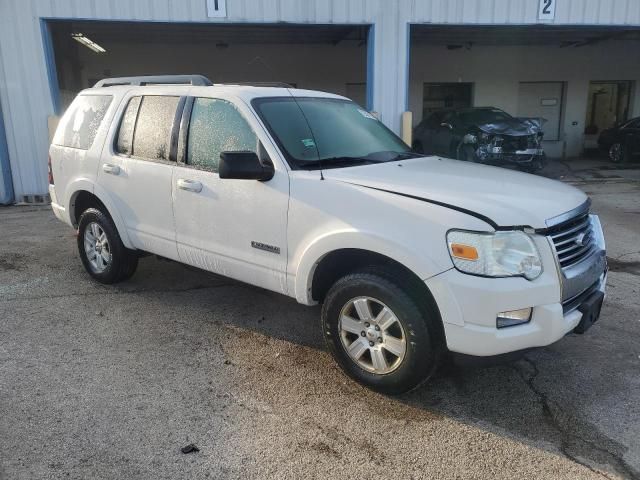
(67, 184, 134, 249)
(308, 247, 447, 350)
(293, 231, 446, 305)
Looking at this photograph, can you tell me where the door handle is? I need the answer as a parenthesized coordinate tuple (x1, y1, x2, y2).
(177, 178, 203, 193)
(102, 163, 120, 175)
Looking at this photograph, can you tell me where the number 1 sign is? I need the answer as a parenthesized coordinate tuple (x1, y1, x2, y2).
(538, 0, 556, 21)
(207, 0, 227, 18)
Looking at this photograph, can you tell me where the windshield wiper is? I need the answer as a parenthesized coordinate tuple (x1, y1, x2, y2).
(299, 157, 378, 169)
(387, 151, 424, 161)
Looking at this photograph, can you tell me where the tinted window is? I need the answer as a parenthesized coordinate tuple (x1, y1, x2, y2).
(53, 95, 112, 150)
(132, 96, 180, 161)
(187, 98, 257, 172)
(425, 112, 444, 128)
(116, 96, 141, 155)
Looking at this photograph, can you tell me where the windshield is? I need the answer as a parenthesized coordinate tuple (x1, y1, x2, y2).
(252, 97, 413, 169)
(457, 109, 513, 126)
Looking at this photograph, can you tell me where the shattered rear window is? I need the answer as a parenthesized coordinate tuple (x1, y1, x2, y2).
(53, 95, 113, 150)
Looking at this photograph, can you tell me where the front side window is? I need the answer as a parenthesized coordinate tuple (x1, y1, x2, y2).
(53, 95, 113, 150)
(252, 97, 413, 169)
(186, 98, 257, 172)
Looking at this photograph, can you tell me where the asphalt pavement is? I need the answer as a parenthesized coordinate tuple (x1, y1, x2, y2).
(1, 165, 639, 479)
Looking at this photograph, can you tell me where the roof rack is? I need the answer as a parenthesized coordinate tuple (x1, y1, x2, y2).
(94, 75, 213, 88)
(220, 82, 295, 88)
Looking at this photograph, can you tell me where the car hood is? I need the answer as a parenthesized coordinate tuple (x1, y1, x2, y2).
(475, 117, 542, 136)
(323, 156, 587, 229)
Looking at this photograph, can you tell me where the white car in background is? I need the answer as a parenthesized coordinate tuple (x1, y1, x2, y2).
(49, 75, 607, 394)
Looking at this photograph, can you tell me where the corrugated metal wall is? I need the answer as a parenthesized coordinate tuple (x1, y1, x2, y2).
(1, 0, 639, 200)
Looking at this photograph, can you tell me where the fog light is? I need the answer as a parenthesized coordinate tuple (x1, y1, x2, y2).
(497, 308, 532, 328)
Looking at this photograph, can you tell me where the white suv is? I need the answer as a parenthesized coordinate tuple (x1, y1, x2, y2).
(49, 75, 607, 394)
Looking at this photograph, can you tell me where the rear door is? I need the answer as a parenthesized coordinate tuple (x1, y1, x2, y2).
(97, 94, 183, 260)
(171, 94, 289, 294)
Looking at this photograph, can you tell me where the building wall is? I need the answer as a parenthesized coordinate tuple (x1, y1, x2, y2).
(409, 40, 640, 157)
(1, 0, 640, 199)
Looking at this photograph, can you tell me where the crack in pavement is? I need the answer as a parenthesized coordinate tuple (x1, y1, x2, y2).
(514, 356, 639, 480)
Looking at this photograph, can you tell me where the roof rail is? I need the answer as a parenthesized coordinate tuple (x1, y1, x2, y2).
(94, 75, 213, 88)
(221, 82, 295, 88)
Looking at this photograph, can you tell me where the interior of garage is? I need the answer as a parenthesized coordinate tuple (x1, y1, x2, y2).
(48, 20, 370, 111)
(409, 25, 640, 158)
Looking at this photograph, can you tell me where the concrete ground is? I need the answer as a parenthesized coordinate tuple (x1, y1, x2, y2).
(1, 159, 639, 479)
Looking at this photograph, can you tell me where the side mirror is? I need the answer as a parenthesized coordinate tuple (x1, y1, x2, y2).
(219, 151, 274, 181)
(440, 122, 453, 130)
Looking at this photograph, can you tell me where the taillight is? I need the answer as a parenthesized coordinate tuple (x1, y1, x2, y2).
(48, 155, 54, 185)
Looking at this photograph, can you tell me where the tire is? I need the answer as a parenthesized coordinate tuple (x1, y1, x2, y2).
(77, 208, 138, 284)
(321, 269, 443, 395)
(609, 142, 627, 163)
(457, 144, 476, 162)
(524, 154, 546, 174)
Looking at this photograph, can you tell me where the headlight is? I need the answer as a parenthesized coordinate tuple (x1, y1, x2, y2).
(446, 230, 543, 280)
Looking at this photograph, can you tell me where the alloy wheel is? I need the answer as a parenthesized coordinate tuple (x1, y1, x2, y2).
(609, 143, 623, 163)
(83, 222, 111, 273)
(339, 296, 407, 374)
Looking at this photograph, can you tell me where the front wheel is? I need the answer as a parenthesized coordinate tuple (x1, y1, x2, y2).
(321, 270, 442, 395)
(456, 143, 476, 162)
(609, 142, 627, 163)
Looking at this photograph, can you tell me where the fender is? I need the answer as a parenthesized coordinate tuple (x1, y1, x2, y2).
(64, 178, 135, 250)
(292, 229, 449, 305)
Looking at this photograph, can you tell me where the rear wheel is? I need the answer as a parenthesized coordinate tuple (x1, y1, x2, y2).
(77, 208, 138, 284)
(321, 269, 442, 395)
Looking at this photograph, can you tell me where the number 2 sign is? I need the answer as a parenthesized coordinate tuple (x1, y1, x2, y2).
(538, 0, 556, 20)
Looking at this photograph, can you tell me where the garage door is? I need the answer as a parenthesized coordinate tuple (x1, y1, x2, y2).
(517, 82, 563, 142)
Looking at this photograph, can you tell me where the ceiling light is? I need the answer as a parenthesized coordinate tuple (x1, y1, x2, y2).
(71, 33, 106, 53)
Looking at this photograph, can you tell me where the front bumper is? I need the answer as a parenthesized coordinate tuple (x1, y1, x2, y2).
(426, 230, 606, 357)
(476, 147, 545, 166)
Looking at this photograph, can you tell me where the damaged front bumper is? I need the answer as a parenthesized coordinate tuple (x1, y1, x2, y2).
(476, 146, 545, 165)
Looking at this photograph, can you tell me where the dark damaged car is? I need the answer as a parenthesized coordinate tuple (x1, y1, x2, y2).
(412, 107, 546, 172)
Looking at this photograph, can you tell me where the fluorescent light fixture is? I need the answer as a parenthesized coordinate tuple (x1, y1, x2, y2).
(71, 33, 106, 53)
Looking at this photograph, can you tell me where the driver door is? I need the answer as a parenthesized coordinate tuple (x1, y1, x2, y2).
(171, 95, 290, 294)
(431, 111, 457, 157)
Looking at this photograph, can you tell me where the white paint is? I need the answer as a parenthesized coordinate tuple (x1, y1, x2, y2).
(2, 0, 640, 198)
(50, 81, 607, 358)
(50, 79, 599, 355)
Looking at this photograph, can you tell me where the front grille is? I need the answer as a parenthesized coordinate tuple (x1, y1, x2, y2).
(547, 212, 596, 269)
